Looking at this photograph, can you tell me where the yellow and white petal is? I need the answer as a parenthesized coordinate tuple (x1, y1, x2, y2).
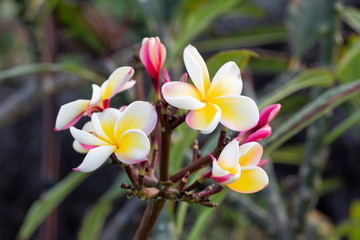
(238, 142, 263, 167)
(206, 61, 243, 100)
(103, 66, 134, 100)
(115, 101, 157, 139)
(218, 139, 240, 174)
(70, 127, 109, 146)
(209, 95, 259, 132)
(74, 145, 116, 172)
(212, 157, 241, 185)
(117, 80, 136, 93)
(185, 103, 221, 134)
(55, 99, 89, 130)
(162, 82, 205, 110)
(115, 129, 150, 165)
(92, 108, 120, 143)
(227, 166, 269, 193)
(89, 84, 102, 106)
(73, 140, 88, 154)
(183, 45, 210, 99)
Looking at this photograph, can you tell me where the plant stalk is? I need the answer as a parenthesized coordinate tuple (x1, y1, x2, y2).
(133, 199, 166, 240)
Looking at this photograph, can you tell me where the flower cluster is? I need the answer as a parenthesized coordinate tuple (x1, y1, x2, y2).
(55, 36, 280, 197)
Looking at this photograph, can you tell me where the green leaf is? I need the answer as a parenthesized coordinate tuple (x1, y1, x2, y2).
(336, 39, 360, 83)
(318, 177, 343, 196)
(18, 172, 89, 240)
(0, 63, 103, 84)
(350, 201, 360, 240)
(248, 53, 289, 74)
(324, 109, 360, 144)
(77, 175, 127, 240)
(262, 79, 360, 153)
(194, 25, 287, 52)
(287, 0, 337, 58)
(340, 6, 360, 34)
(167, 0, 241, 64)
(187, 189, 228, 240)
(270, 144, 304, 166)
(206, 50, 258, 78)
(259, 68, 335, 109)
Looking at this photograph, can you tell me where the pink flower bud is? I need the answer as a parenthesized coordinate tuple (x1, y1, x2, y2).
(139, 37, 167, 97)
(242, 124, 272, 143)
(162, 68, 170, 84)
(257, 159, 268, 168)
(179, 72, 188, 83)
(257, 104, 281, 129)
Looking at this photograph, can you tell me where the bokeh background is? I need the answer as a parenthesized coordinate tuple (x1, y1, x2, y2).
(1, 0, 360, 239)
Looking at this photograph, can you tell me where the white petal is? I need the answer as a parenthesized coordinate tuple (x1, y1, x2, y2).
(89, 84, 102, 106)
(210, 95, 259, 132)
(115, 129, 150, 165)
(104, 67, 134, 99)
(70, 127, 109, 146)
(55, 99, 89, 130)
(74, 145, 116, 172)
(183, 45, 210, 99)
(161, 82, 205, 110)
(238, 142, 263, 166)
(91, 108, 121, 143)
(73, 140, 88, 154)
(118, 80, 136, 93)
(115, 101, 157, 138)
(207, 61, 243, 99)
(218, 139, 240, 172)
(185, 103, 221, 134)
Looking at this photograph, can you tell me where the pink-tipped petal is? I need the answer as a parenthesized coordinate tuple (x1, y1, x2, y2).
(207, 61, 243, 99)
(162, 82, 205, 110)
(227, 166, 269, 193)
(115, 129, 150, 165)
(209, 95, 259, 132)
(212, 156, 240, 185)
(115, 101, 157, 138)
(55, 99, 89, 130)
(257, 104, 281, 128)
(238, 142, 263, 167)
(185, 103, 221, 134)
(243, 124, 272, 143)
(183, 45, 210, 99)
(73, 168, 81, 172)
(140, 37, 159, 81)
(257, 159, 268, 168)
(74, 145, 116, 172)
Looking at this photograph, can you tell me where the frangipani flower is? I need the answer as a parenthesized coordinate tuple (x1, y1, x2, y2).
(69, 101, 157, 172)
(140, 37, 167, 97)
(55, 66, 135, 131)
(162, 45, 259, 134)
(211, 138, 269, 193)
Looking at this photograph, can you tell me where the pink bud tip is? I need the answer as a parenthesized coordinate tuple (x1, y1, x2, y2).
(209, 154, 217, 161)
(243, 125, 272, 143)
(179, 73, 188, 83)
(72, 168, 81, 172)
(161, 68, 170, 84)
(257, 104, 281, 129)
(257, 159, 268, 168)
(119, 105, 127, 112)
(235, 136, 242, 142)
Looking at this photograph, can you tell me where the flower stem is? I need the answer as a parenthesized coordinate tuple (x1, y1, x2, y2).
(159, 129, 172, 181)
(133, 199, 166, 240)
